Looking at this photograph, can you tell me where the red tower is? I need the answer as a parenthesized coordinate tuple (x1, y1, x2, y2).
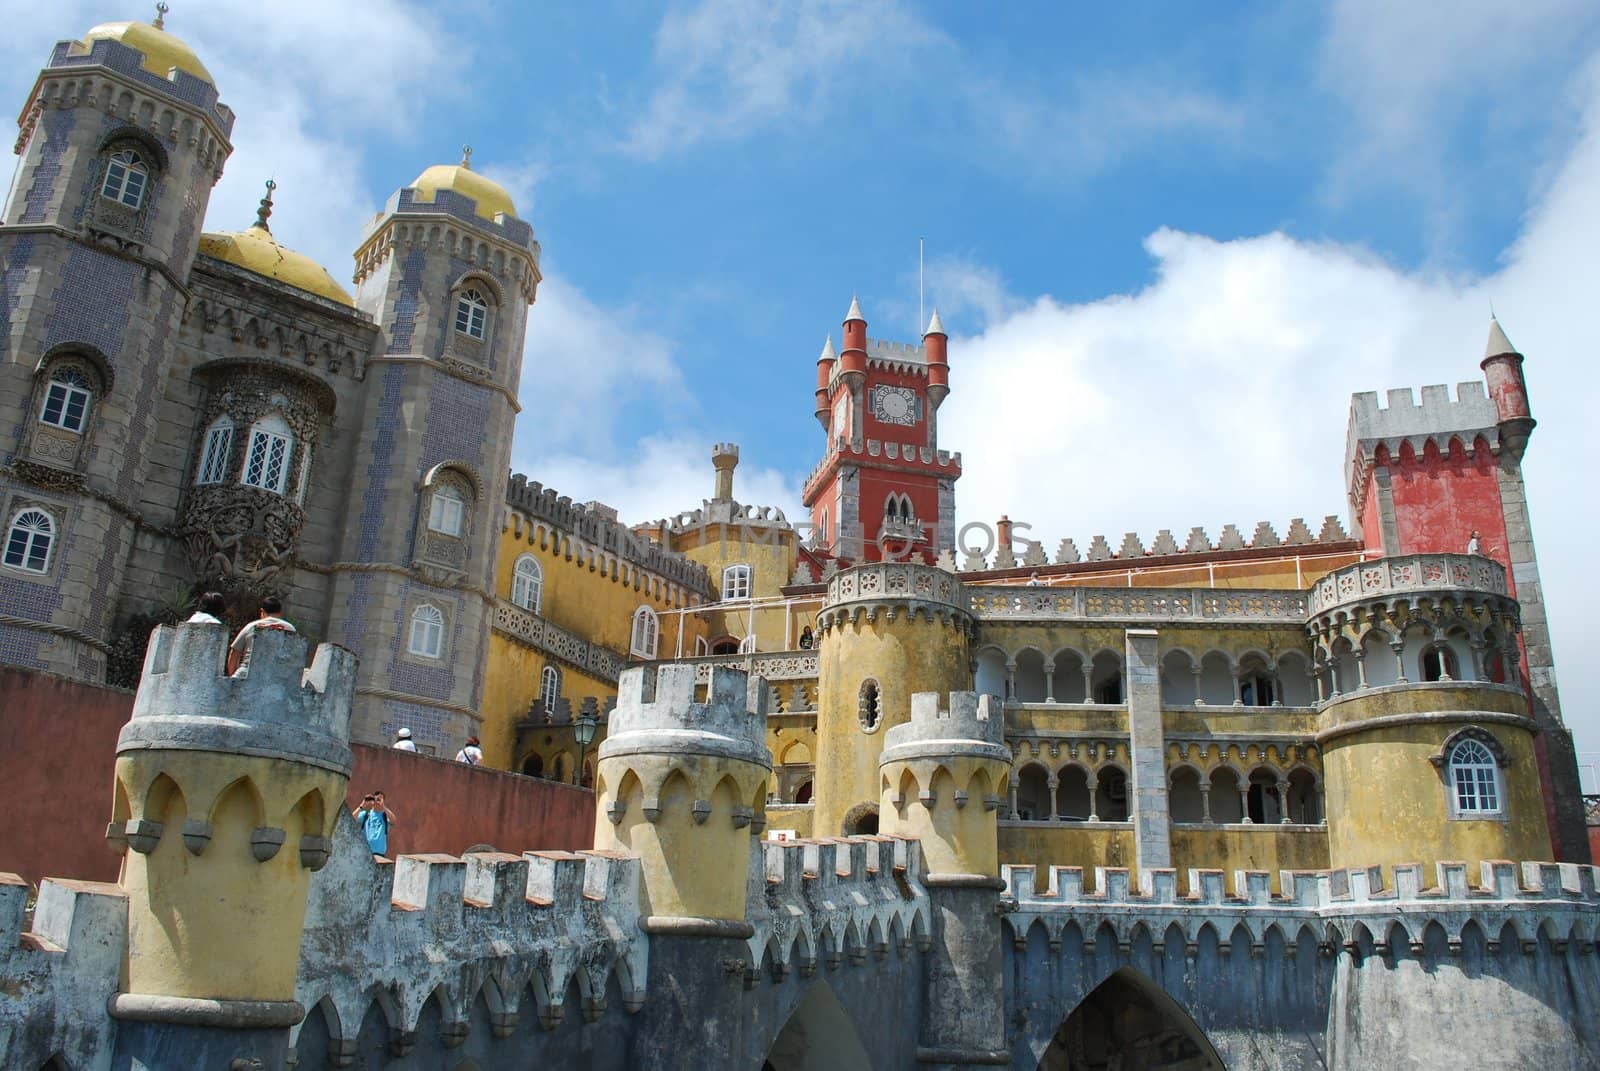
(1346, 318, 1587, 862)
(802, 298, 961, 563)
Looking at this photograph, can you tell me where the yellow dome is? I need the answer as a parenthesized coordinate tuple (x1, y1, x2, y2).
(81, 20, 214, 86)
(198, 225, 355, 307)
(412, 164, 516, 222)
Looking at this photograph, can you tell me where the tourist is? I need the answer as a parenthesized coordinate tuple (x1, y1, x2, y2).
(1466, 530, 1482, 555)
(226, 595, 296, 674)
(186, 591, 227, 624)
(456, 736, 483, 765)
(351, 790, 395, 857)
(393, 727, 418, 752)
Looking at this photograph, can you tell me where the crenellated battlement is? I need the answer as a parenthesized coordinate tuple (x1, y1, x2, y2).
(884, 691, 1006, 756)
(123, 623, 356, 774)
(1003, 859, 1600, 955)
(742, 835, 932, 983)
(292, 824, 649, 1053)
(605, 664, 772, 769)
(1345, 379, 1505, 503)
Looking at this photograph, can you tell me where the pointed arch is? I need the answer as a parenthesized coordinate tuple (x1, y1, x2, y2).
(763, 980, 872, 1070)
(1040, 967, 1223, 1070)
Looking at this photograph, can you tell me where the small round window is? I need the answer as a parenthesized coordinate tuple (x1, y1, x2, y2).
(858, 678, 881, 732)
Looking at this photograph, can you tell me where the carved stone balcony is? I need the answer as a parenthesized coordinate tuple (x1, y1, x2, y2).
(1306, 554, 1510, 621)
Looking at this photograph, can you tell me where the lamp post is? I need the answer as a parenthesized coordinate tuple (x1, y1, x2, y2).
(573, 698, 599, 788)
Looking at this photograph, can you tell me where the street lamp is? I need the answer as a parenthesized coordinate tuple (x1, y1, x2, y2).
(573, 698, 599, 788)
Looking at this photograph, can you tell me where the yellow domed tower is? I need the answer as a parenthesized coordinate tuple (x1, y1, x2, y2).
(812, 562, 974, 835)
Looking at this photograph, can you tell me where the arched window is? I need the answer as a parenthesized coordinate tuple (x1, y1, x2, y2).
(39, 368, 93, 433)
(540, 664, 561, 714)
(428, 484, 465, 536)
(721, 563, 751, 601)
(1421, 645, 1459, 682)
(4, 508, 55, 573)
(195, 415, 234, 485)
(883, 495, 900, 525)
(694, 635, 709, 656)
(630, 606, 658, 658)
(454, 287, 489, 340)
(817, 508, 829, 547)
(408, 604, 445, 659)
(1239, 669, 1275, 706)
(101, 150, 148, 209)
(738, 635, 756, 654)
(242, 414, 293, 494)
(1449, 739, 1501, 815)
(512, 555, 543, 612)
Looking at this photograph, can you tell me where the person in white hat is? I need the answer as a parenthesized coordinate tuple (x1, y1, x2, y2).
(393, 727, 418, 752)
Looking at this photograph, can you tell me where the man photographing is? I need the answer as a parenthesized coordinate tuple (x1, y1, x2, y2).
(351, 790, 396, 857)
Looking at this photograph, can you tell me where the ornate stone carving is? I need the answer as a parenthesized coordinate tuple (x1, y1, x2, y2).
(179, 484, 306, 589)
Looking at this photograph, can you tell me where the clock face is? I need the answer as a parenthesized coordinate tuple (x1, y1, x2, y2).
(872, 385, 919, 426)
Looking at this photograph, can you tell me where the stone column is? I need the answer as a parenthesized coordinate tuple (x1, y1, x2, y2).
(1043, 660, 1056, 703)
(1191, 665, 1204, 705)
(1081, 664, 1093, 704)
(1125, 629, 1170, 886)
(1277, 780, 1292, 824)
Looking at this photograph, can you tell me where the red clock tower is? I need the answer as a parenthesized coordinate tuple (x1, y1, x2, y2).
(802, 297, 962, 563)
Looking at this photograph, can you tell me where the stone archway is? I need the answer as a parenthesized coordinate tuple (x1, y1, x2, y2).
(840, 802, 879, 836)
(763, 981, 872, 1071)
(1038, 967, 1224, 1070)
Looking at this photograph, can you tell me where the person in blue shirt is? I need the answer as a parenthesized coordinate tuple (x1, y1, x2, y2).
(352, 790, 396, 857)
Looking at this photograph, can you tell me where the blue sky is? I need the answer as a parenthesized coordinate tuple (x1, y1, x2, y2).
(5, 1, 1600, 760)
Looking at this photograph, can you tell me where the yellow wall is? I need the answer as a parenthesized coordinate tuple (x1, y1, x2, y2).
(482, 511, 710, 771)
(999, 824, 1136, 892)
(674, 523, 798, 652)
(813, 614, 972, 836)
(1170, 827, 1329, 895)
(1321, 684, 1549, 878)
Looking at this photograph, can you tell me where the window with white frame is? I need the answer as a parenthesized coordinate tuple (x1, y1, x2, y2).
(429, 485, 465, 536)
(738, 635, 755, 654)
(512, 555, 543, 612)
(101, 150, 148, 209)
(408, 604, 445, 659)
(454, 288, 489, 340)
(630, 606, 659, 659)
(540, 664, 561, 714)
(196, 416, 234, 485)
(1449, 739, 1501, 815)
(4, 508, 55, 573)
(242, 414, 293, 494)
(39, 368, 93, 433)
(722, 563, 751, 601)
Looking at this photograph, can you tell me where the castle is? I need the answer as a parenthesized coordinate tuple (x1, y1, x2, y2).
(3, 12, 1597, 1070)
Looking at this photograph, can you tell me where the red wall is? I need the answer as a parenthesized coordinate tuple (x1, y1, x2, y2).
(0, 667, 594, 887)
(1383, 438, 1512, 586)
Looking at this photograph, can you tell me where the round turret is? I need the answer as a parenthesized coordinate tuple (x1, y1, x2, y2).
(812, 562, 974, 835)
(593, 665, 772, 934)
(108, 622, 355, 1019)
(923, 308, 949, 409)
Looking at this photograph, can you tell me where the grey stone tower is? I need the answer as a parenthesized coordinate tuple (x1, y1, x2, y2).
(0, 17, 233, 678)
(328, 155, 541, 749)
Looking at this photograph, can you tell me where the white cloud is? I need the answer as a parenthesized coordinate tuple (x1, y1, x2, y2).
(942, 75, 1600, 752)
(529, 435, 803, 529)
(619, 0, 939, 159)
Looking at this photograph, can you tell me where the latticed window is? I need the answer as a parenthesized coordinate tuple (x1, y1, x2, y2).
(858, 679, 881, 731)
(242, 416, 292, 494)
(101, 150, 148, 209)
(3, 509, 55, 573)
(40, 369, 93, 433)
(408, 604, 445, 659)
(540, 665, 561, 714)
(512, 555, 543, 612)
(722, 563, 751, 601)
(1450, 739, 1500, 814)
(429, 486, 465, 536)
(455, 288, 488, 339)
(631, 606, 658, 658)
(196, 417, 233, 485)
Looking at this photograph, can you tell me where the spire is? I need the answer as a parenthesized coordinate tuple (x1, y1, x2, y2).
(253, 178, 276, 232)
(924, 307, 945, 337)
(460, 144, 473, 170)
(819, 336, 837, 362)
(844, 294, 864, 323)
(1485, 316, 1517, 359)
(153, 1, 168, 29)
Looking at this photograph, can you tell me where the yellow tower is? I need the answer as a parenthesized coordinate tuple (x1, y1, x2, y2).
(1308, 555, 1551, 875)
(107, 622, 354, 1025)
(593, 664, 772, 935)
(878, 690, 1011, 879)
(812, 562, 973, 836)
